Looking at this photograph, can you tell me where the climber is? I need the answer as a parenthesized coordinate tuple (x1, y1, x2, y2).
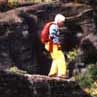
(41, 14, 67, 78)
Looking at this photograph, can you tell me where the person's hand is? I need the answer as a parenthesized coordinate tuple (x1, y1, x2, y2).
(58, 44, 62, 50)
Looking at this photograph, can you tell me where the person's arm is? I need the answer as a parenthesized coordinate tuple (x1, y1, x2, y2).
(49, 24, 60, 44)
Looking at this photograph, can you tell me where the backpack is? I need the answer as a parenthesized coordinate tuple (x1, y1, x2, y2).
(41, 22, 54, 44)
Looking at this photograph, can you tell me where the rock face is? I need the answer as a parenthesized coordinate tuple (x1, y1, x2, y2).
(80, 33, 97, 64)
(0, 2, 96, 97)
(0, 12, 41, 74)
(0, 2, 97, 75)
(0, 71, 91, 97)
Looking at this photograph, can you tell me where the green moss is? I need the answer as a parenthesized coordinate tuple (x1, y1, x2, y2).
(6, 66, 27, 76)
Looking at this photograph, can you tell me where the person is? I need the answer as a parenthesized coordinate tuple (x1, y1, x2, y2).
(44, 14, 67, 78)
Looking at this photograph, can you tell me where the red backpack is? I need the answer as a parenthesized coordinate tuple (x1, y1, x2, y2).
(41, 22, 54, 44)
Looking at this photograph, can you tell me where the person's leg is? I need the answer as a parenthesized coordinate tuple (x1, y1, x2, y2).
(48, 44, 58, 77)
(57, 50, 67, 78)
(48, 60, 57, 76)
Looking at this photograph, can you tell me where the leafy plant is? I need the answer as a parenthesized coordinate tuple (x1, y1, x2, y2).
(66, 49, 78, 63)
(76, 64, 97, 88)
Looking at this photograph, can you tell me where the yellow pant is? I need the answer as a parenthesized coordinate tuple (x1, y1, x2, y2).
(45, 42, 67, 77)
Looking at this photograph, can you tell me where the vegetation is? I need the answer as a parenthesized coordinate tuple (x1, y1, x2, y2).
(66, 49, 78, 63)
(75, 64, 97, 97)
(67, 49, 97, 97)
(8, 0, 54, 6)
(6, 66, 27, 76)
(75, 64, 97, 87)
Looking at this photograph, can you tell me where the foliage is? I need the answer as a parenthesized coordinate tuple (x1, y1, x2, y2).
(90, 82, 97, 97)
(76, 64, 97, 88)
(75, 64, 97, 97)
(8, 0, 53, 7)
(66, 49, 78, 63)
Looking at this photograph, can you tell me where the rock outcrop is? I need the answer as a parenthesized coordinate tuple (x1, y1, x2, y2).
(0, 2, 97, 75)
(0, 71, 91, 97)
